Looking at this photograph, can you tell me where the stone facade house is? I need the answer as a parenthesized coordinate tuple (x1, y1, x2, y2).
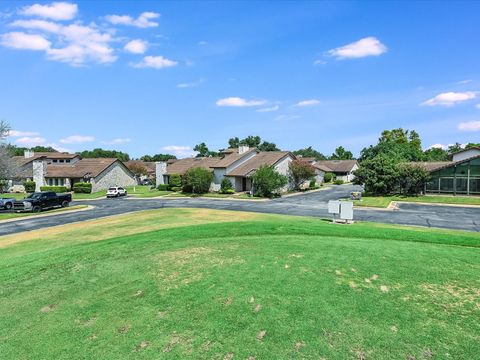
(11, 151, 136, 192)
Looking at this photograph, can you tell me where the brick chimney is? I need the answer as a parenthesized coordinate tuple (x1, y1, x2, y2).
(32, 160, 46, 191)
(24, 149, 34, 158)
(239, 145, 249, 154)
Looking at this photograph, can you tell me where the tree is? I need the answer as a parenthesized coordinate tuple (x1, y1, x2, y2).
(424, 147, 449, 161)
(182, 167, 213, 194)
(220, 178, 234, 193)
(466, 142, 480, 149)
(353, 154, 400, 195)
(7, 145, 58, 156)
(126, 161, 149, 177)
(193, 143, 219, 157)
(169, 174, 182, 189)
(330, 146, 353, 160)
(251, 165, 288, 198)
(140, 154, 176, 162)
(227, 135, 280, 151)
(0, 121, 15, 185)
(78, 148, 130, 162)
(292, 146, 326, 160)
(397, 163, 431, 195)
(257, 141, 280, 151)
(447, 143, 463, 154)
(288, 159, 316, 190)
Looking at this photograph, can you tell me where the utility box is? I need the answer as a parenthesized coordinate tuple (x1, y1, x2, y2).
(328, 200, 354, 224)
(340, 201, 354, 221)
(328, 200, 340, 215)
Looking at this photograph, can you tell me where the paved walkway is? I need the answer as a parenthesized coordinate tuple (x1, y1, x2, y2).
(1, 185, 479, 236)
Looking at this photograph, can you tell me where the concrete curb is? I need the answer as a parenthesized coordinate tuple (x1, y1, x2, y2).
(394, 201, 480, 209)
(0, 205, 95, 224)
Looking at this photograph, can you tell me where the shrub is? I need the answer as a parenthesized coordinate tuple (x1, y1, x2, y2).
(323, 172, 335, 183)
(157, 184, 169, 191)
(168, 174, 182, 190)
(40, 186, 68, 193)
(73, 182, 92, 194)
(397, 163, 431, 195)
(334, 179, 344, 185)
(309, 179, 317, 188)
(24, 181, 36, 192)
(220, 178, 234, 194)
(170, 186, 182, 192)
(288, 159, 316, 190)
(252, 165, 288, 198)
(182, 167, 213, 194)
(353, 155, 400, 195)
(0, 180, 7, 193)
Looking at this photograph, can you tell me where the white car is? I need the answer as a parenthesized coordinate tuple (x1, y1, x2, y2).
(106, 187, 127, 198)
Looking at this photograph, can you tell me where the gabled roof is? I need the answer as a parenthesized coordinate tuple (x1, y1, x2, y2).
(314, 160, 358, 173)
(225, 151, 293, 177)
(165, 157, 219, 175)
(212, 148, 258, 168)
(12, 152, 80, 167)
(413, 153, 480, 173)
(45, 158, 121, 178)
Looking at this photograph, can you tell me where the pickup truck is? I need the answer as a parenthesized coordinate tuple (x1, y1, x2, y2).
(13, 191, 72, 213)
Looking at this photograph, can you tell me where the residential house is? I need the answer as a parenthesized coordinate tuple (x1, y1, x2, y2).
(11, 151, 136, 192)
(301, 158, 359, 183)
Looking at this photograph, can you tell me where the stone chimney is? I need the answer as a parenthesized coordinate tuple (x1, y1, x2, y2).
(238, 145, 249, 154)
(155, 161, 167, 187)
(32, 160, 46, 191)
(24, 149, 34, 158)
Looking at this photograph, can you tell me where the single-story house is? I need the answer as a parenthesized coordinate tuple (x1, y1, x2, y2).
(11, 151, 137, 192)
(156, 146, 297, 192)
(415, 147, 480, 195)
(301, 158, 359, 183)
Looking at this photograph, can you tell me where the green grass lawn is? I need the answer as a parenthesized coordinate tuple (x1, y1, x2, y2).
(72, 190, 107, 200)
(0, 205, 88, 220)
(0, 193, 29, 200)
(125, 185, 172, 198)
(352, 195, 480, 208)
(1, 209, 479, 359)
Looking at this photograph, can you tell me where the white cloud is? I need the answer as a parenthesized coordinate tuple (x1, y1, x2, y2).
(0, 31, 50, 50)
(106, 12, 160, 28)
(428, 143, 448, 150)
(421, 91, 476, 107)
(162, 145, 196, 158)
(102, 138, 131, 145)
(8, 20, 117, 65)
(15, 136, 47, 146)
(313, 59, 326, 66)
(457, 79, 472, 84)
(131, 55, 178, 69)
(256, 105, 279, 112)
(7, 130, 40, 137)
(124, 39, 148, 54)
(59, 135, 95, 144)
(295, 99, 321, 107)
(176, 78, 205, 88)
(20, 2, 78, 21)
(328, 36, 387, 59)
(458, 121, 480, 132)
(216, 97, 267, 107)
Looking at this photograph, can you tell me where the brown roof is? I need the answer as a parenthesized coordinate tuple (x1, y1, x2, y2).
(212, 148, 258, 168)
(125, 160, 156, 174)
(312, 163, 333, 172)
(314, 160, 358, 173)
(12, 152, 80, 167)
(413, 153, 480, 172)
(225, 151, 292, 177)
(165, 157, 219, 175)
(45, 158, 121, 178)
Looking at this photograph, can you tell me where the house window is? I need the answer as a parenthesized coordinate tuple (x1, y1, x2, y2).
(53, 159, 58, 163)
(66, 159, 70, 163)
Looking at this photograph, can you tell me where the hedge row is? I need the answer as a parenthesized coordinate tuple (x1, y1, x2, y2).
(40, 186, 68, 193)
(73, 182, 92, 194)
(24, 181, 36, 192)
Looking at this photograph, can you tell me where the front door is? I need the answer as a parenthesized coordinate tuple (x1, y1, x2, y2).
(242, 177, 247, 191)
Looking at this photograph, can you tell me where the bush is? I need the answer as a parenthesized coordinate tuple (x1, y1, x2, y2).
(323, 172, 335, 183)
(0, 180, 7, 193)
(182, 167, 213, 194)
(73, 182, 92, 194)
(252, 165, 288, 198)
(353, 155, 399, 195)
(157, 184, 169, 191)
(397, 163, 431, 195)
(24, 181, 36, 192)
(168, 174, 182, 190)
(220, 178, 234, 194)
(288, 159, 316, 190)
(334, 179, 344, 185)
(170, 186, 182, 192)
(40, 186, 68, 193)
(309, 179, 317, 188)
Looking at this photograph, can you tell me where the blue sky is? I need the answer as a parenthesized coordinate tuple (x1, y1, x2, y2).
(1, 1, 479, 158)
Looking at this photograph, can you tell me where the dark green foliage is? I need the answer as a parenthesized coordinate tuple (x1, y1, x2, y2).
(424, 147, 449, 161)
(168, 174, 182, 190)
(40, 186, 68, 193)
(333, 179, 344, 185)
(292, 146, 326, 160)
(23, 181, 35, 192)
(139, 154, 176, 162)
(228, 135, 280, 151)
(73, 182, 92, 194)
(182, 167, 213, 194)
(157, 184, 169, 191)
(397, 163, 431, 195)
(7, 145, 57, 156)
(220, 178, 234, 193)
(170, 186, 182, 192)
(77, 148, 130, 162)
(323, 172, 335, 183)
(330, 146, 354, 160)
(353, 154, 400, 195)
(288, 159, 316, 190)
(309, 179, 317, 188)
(252, 165, 288, 198)
(193, 143, 219, 157)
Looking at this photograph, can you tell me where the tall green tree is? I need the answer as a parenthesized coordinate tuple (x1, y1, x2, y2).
(193, 143, 219, 157)
(424, 147, 449, 161)
(252, 165, 288, 198)
(140, 154, 176, 162)
(78, 148, 130, 162)
(7, 145, 58, 156)
(227, 135, 279, 151)
(330, 146, 354, 160)
(292, 146, 326, 160)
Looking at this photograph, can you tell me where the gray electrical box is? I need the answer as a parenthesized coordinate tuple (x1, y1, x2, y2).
(328, 200, 340, 214)
(340, 201, 354, 220)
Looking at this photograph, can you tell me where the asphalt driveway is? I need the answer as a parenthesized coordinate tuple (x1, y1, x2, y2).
(1, 185, 479, 236)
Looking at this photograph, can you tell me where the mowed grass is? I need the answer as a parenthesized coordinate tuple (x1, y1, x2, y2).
(353, 194, 480, 208)
(125, 185, 172, 198)
(0, 209, 479, 359)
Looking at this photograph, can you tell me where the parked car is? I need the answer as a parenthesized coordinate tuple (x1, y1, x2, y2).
(13, 191, 72, 213)
(141, 179, 152, 186)
(106, 187, 127, 198)
(0, 197, 15, 210)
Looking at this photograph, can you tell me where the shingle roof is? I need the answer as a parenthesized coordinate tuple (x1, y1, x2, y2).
(212, 148, 258, 168)
(412, 153, 480, 172)
(165, 157, 219, 175)
(314, 160, 358, 173)
(225, 151, 292, 177)
(45, 158, 120, 178)
(12, 152, 80, 167)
